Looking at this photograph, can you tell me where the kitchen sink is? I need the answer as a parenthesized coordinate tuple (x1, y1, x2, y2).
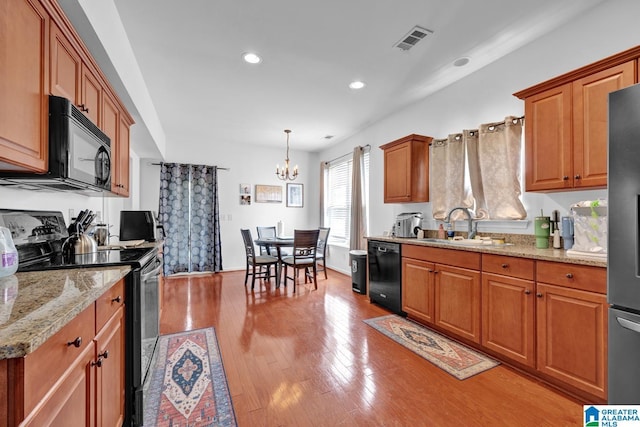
(418, 237, 514, 248)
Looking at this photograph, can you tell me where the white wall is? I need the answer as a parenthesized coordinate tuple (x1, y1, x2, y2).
(138, 140, 318, 271)
(316, 0, 638, 274)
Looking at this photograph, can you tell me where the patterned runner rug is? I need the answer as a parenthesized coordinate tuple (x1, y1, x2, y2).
(364, 315, 499, 380)
(144, 327, 237, 426)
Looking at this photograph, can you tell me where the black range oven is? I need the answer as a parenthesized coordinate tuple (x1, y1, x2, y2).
(0, 209, 161, 427)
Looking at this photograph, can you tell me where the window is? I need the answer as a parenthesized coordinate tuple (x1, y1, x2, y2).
(323, 150, 369, 246)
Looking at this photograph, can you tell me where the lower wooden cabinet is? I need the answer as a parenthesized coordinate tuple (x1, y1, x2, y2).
(21, 342, 95, 427)
(401, 244, 607, 401)
(95, 305, 125, 427)
(4, 278, 126, 426)
(434, 264, 481, 344)
(536, 282, 607, 400)
(402, 258, 435, 324)
(482, 272, 535, 367)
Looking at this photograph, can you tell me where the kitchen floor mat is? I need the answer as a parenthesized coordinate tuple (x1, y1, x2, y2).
(143, 327, 237, 426)
(364, 314, 499, 380)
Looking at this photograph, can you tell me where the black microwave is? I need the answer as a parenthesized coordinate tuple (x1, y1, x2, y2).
(0, 95, 111, 193)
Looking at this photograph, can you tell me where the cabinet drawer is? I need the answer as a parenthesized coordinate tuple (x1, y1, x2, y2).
(536, 261, 606, 294)
(96, 278, 125, 330)
(402, 245, 481, 270)
(23, 304, 96, 414)
(482, 254, 534, 280)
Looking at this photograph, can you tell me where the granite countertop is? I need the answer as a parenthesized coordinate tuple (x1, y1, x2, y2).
(0, 266, 131, 360)
(367, 236, 607, 268)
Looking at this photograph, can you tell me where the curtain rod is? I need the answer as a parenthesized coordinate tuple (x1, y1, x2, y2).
(149, 162, 229, 170)
(324, 144, 371, 165)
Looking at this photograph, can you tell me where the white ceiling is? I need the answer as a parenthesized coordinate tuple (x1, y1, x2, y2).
(109, 0, 603, 153)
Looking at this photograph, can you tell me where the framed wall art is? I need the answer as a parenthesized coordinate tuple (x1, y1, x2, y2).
(239, 183, 251, 205)
(286, 183, 303, 208)
(255, 184, 283, 203)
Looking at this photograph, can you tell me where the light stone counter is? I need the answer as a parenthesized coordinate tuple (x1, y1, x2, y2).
(0, 266, 131, 359)
(367, 236, 607, 268)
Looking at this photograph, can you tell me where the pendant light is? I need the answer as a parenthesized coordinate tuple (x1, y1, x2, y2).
(275, 129, 298, 181)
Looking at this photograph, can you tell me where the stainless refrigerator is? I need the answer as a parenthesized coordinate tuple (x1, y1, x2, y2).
(608, 82, 640, 403)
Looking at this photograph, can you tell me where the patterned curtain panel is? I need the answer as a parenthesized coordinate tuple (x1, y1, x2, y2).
(159, 163, 222, 275)
(471, 116, 527, 219)
(430, 134, 473, 221)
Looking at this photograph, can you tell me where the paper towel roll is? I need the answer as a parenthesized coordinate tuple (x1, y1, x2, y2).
(277, 221, 284, 237)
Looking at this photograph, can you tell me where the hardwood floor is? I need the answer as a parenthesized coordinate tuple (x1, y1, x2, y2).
(159, 269, 583, 426)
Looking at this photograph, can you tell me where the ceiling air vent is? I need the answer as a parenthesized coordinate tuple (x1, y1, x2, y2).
(394, 26, 433, 51)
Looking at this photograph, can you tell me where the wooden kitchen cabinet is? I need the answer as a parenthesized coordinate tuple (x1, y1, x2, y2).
(114, 115, 132, 197)
(402, 258, 435, 324)
(95, 306, 125, 427)
(50, 21, 81, 106)
(481, 254, 536, 367)
(0, 0, 50, 172)
(535, 262, 607, 400)
(434, 263, 481, 344)
(1, 0, 134, 195)
(402, 245, 481, 343)
(515, 48, 639, 191)
(380, 134, 432, 203)
(8, 278, 126, 426)
(102, 91, 132, 196)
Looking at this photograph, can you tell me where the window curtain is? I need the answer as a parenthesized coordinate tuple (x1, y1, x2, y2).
(319, 161, 327, 227)
(468, 116, 526, 219)
(349, 146, 367, 250)
(430, 134, 473, 221)
(158, 163, 222, 275)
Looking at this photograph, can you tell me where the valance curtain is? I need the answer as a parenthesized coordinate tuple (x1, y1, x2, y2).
(430, 134, 473, 221)
(469, 116, 526, 219)
(159, 163, 222, 275)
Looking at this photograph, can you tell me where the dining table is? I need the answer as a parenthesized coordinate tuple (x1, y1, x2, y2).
(254, 236, 294, 287)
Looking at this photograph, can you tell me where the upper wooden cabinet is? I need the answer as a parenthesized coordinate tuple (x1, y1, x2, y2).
(1, 0, 134, 195)
(0, 0, 50, 172)
(380, 134, 432, 203)
(515, 47, 639, 191)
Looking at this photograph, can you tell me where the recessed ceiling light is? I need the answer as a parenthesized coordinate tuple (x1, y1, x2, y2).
(349, 81, 366, 90)
(242, 52, 261, 64)
(453, 57, 470, 67)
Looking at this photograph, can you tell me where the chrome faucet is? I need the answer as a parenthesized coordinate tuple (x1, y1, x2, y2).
(444, 207, 477, 240)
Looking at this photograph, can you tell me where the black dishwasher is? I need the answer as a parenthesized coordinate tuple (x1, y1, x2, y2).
(368, 240, 404, 315)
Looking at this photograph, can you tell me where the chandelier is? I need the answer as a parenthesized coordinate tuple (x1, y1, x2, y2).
(275, 129, 298, 181)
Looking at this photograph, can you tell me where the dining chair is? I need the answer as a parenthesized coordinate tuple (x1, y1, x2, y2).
(282, 229, 320, 292)
(316, 227, 330, 279)
(241, 229, 279, 290)
(256, 226, 277, 256)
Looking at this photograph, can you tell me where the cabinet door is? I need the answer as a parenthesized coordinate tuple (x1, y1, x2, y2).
(573, 61, 636, 189)
(0, 0, 49, 172)
(536, 283, 607, 399)
(402, 258, 435, 324)
(101, 92, 119, 193)
(384, 142, 412, 202)
(95, 306, 125, 427)
(81, 65, 101, 125)
(524, 83, 572, 191)
(434, 264, 481, 343)
(115, 116, 131, 196)
(21, 342, 95, 427)
(482, 273, 535, 367)
(50, 22, 80, 105)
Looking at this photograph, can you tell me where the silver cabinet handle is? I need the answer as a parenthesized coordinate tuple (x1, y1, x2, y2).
(617, 317, 640, 334)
